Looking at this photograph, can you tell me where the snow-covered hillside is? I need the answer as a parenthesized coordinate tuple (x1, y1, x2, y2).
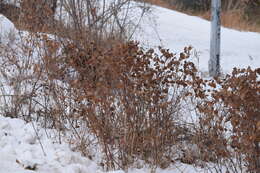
(1, 4, 260, 73)
(135, 5, 260, 73)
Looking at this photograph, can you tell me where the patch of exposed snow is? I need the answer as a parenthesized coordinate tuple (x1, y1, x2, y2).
(0, 115, 205, 173)
(0, 116, 101, 173)
(134, 5, 260, 73)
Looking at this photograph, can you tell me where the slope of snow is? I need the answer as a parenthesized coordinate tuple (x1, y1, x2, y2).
(135, 6, 260, 73)
(0, 115, 203, 173)
(1, 4, 260, 73)
(0, 16, 17, 44)
(0, 116, 100, 173)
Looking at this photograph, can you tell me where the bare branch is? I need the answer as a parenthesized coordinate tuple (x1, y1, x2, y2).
(0, 0, 64, 35)
(0, 3, 21, 26)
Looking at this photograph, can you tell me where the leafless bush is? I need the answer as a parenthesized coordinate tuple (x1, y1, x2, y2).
(0, 0, 147, 132)
(55, 0, 150, 44)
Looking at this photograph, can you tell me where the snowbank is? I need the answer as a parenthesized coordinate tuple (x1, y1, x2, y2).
(0, 116, 100, 173)
(0, 116, 203, 173)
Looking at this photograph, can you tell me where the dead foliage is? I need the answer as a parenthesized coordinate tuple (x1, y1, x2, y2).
(194, 67, 260, 173)
(0, 1, 259, 172)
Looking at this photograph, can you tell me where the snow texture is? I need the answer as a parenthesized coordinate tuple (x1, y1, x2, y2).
(0, 116, 100, 173)
(0, 116, 202, 173)
(135, 5, 260, 73)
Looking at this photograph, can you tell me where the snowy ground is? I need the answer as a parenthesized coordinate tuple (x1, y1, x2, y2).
(135, 5, 260, 73)
(1, 2, 260, 173)
(0, 116, 205, 173)
(0, 116, 100, 173)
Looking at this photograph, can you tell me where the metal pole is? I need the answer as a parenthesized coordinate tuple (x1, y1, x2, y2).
(209, 0, 221, 77)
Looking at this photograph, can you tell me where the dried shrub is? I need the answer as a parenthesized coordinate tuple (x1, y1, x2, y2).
(196, 67, 260, 172)
(1, 27, 259, 172)
(42, 39, 199, 169)
(1, 2, 259, 172)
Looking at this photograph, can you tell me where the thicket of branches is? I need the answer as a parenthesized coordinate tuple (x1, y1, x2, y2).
(0, 0, 259, 172)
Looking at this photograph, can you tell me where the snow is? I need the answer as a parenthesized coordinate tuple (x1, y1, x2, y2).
(0, 115, 202, 173)
(0, 16, 17, 44)
(1, 3, 260, 74)
(0, 116, 100, 173)
(135, 5, 260, 73)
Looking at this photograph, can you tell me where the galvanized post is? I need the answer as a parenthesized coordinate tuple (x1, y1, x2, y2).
(209, 0, 221, 77)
